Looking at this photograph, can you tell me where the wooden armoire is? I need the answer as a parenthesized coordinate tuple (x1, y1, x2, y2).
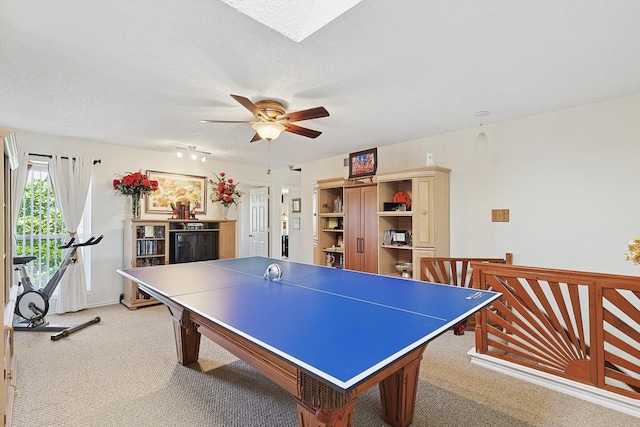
(343, 183, 377, 273)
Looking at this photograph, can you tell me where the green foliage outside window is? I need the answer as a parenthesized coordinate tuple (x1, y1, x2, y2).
(16, 178, 65, 286)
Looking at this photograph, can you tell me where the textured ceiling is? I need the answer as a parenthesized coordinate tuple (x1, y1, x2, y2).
(1, 0, 639, 169)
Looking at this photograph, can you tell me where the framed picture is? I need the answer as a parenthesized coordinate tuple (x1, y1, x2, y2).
(145, 170, 207, 213)
(292, 198, 301, 213)
(292, 217, 301, 230)
(348, 147, 377, 179)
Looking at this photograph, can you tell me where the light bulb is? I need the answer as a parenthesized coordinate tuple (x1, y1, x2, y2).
(476, 131, 488, 153)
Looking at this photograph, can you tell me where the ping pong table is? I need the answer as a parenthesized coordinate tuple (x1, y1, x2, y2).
(118, 256, 500, 427)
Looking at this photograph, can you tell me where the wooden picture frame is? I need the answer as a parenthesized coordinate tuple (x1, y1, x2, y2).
(348, 147, 377, 179)
(145, 170, 207, 213)
(292, 198, 301, 213)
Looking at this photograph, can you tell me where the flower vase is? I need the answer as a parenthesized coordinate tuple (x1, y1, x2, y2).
(222, 205, 229, 220)
(131, 194, 141, 220)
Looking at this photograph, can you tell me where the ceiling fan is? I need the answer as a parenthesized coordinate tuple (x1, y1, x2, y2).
(200, 94, 329, 142)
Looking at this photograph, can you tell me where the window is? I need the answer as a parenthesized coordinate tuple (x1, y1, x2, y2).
(15, 161, 91, 291)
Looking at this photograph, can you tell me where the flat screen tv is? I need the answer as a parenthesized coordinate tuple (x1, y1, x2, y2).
(170, 231, 218, 264)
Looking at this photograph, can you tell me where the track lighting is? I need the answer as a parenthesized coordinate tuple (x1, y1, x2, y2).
(175, 145, 210, 162)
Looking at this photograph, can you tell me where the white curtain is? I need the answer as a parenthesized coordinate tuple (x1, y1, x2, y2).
(10, 151, 30, 250)
(48, 155, 92, 313)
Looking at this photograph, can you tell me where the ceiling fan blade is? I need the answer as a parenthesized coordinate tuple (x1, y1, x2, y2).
(250, 133, 262, 142)
(284, 123, 322, 138)
(199, 119, 254, 124)
(230, 94, 270, 121)
(276, 106, 329, 123)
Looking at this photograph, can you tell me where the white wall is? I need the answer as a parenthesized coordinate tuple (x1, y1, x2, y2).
(12, 132, 301, 307)
(301, 94, 640, 276)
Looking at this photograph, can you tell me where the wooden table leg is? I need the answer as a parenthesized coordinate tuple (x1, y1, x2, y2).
(167, 305, 201, 365)
(378, 353, 424, 427)
(295, 370, 357, 427)
(295, 398, 357, 427)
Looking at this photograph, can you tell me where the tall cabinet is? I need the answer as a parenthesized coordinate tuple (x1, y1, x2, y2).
(377, 167, 450, 280)
(344, 184, 378, 273)
(2, 131, 17, 427)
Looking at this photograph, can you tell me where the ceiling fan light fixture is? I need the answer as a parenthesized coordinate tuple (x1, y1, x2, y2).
(252, 122, 285, 141)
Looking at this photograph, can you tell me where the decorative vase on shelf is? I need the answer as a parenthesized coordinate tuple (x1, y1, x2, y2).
(131, 194, 141, 220)
(222, 205, 229, 220)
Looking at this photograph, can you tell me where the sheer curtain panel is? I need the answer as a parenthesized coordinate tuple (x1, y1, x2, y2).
(48, 155, 92, 313)
(10, 151, 29, 248)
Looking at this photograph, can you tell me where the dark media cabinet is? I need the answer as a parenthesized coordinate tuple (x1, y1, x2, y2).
(122, 219, 236, 309)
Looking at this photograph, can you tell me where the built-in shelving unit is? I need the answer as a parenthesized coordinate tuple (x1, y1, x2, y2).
(376, 166, 450, 280)
(315, 178, 345, 268)
(122, 219, 236, 309)
(122, 221, 169, 309)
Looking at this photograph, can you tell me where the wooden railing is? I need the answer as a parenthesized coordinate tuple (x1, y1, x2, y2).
(471, 262, 640, 400)
(420, 254, 512, 334)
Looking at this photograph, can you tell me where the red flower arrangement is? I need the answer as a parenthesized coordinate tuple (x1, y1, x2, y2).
(209, 172, 243, 207)
(113, 171, 159, 196)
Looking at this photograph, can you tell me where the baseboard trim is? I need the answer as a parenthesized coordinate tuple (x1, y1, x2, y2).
(467, 348, 640, 419)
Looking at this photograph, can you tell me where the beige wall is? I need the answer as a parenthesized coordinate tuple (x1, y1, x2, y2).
(11, 93, 640, 307)
(301, 94, 640, 276)
(12, 134, 301, 307)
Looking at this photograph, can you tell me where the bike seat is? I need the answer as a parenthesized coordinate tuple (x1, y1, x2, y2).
(13, 256, 36, 265)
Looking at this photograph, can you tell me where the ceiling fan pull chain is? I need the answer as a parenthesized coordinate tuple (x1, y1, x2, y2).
(267, 141, 271, 175)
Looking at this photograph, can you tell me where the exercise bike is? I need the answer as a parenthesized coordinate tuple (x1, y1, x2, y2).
(13, 235, 103, 341)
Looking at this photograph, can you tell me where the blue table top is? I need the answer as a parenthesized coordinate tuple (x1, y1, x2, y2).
(119, 256, 500, 391)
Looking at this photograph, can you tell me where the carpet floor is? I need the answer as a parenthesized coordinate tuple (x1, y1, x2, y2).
(11, 303, 637, 426)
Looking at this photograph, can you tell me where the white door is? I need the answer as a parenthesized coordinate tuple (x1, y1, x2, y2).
(249, 187, 269, 256)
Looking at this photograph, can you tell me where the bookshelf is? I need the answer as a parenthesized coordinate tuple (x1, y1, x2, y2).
(376, 167, 450, 280)
(315, 178, 345, 268)
(122, 219, 237, 309)
(122, 221, 169, 309)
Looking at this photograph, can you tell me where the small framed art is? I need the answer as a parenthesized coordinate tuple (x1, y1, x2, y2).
(348, 147, 377, 179)
(292, 198, 301, 213)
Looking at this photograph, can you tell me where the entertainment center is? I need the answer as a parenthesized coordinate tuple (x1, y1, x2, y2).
(121, 219, 236, 309)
